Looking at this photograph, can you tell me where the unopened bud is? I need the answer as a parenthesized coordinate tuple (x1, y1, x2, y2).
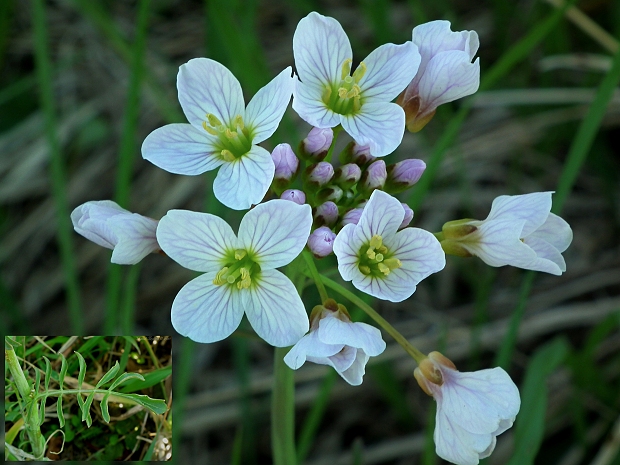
(304, 162, 334, 190)
(359, 160, 387, 194)
(280, 189, 306, 205)
(442, 219, 478, 239)
(300, 127, 333, 161)
(314, 201, 339, 227)
(340, 141, 376, 166)
(341, 207, 364, 226)
(271, 144, 299, 193)
(397, 93, 436, 133)
(385, 159, 426, 193)
(399, 203, 414, 229)
(334, 163, 362, 189)
(316, 185, 343, 203)
(307, 226, 337, 258)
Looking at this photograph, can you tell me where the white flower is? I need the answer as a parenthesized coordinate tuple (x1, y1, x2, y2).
(142, 58, 295, 210)
(293, 12, 421, 157)
(156, 200, 312, 346)
(333, 190, 445, 302)
(71, 200, 159, 265)
(440, 192, 573, 275)
(284, 300, 385, 385)
(398, 20, 480, 132)
(415, 352, 520, 465)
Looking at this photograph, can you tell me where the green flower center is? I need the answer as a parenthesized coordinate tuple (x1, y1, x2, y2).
(213, 249, 261, 290)
(202, 114, 253, 162)
(358, 234, 402, 277)
(322, 59, 367, 116)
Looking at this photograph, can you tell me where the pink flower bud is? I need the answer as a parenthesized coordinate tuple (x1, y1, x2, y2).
(314, 201, 339, 227)
(280, 189, 306, 205)
(307, 226, 337, 258)
(386, 159, 426, 193)
(341, 207, 364, 226)
(399, 203, 414, 229)
(334, 163, 362, 189)
(341, 141, 376, 166)
(300, 127, 333, 161)
(359, 160, 387, 194)
(271, 144, 299, 192)
(304, 162, 334, 189)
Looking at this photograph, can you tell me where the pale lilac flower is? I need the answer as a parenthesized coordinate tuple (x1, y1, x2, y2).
(281, 189, 306, 205)
(157, 200, 312, 346)
(333, 190, 445, 302)
(305, 161, 334, 188)
(399, 203, 414, 230)
(341, 207, 363, 226)
(334, 163, 362, 189)
(293, 12, 421, 156)
(386, 159, 426, 193)
(346, 143, 376, 166)
(142, 58, 295, 210)
(284, 300, 385, 385)
(415, 352, 520, 465)
(301, 127, 333, 160)
(440, 192, 572, 275)
(71, 200, 159, 265)
(272, 143, 299, 183)
(359, 160, 387, 194)
(307, 226, 337, 258)
(399, 21, 480, 132)
(314, 201, 339, 227)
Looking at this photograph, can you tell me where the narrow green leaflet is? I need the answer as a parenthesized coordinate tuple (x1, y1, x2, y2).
(75, 351, 86, 388)
(109, 372, 145, 391)
(57, 354, 67, 428)
(95, 361, 120, 388)
(57, 393, 65, 428)
(44, 357, 51, 391)
(118, 366, 172, 393)
(58, 354, 67, 386)
(5, 336, 21, 349)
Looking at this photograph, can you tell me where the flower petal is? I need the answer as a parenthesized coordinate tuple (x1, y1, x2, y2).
(141, 123, 223, 175)
(171, 272, 244, 343)
(213, 145, 275, 210)
(337, 349, 369, 386)
(528, 213, 573, 252)
(435, 409, 494, 465)
(284, 331, 343, 370)
(318, 316, 386, 357)
(245, 67, 295, 143)
(156, 210, 238, 272)
(333, 223, 365, 282)
(317, 345, 358, 373)
(71, 200, 128, 249)
(486, 192, 552, 238)
(522, 236, 566, 275)
(359, 42, 421, 102)
(238, 199, 312, 269)
(292, 79, 341, 128)
(243, 269, 309, 347)
(177, 58, 244, 128)
(341, 102, 405, 157)
(293, 12, 352, 89)
(357, 190, 405, 242)
(108, 215, 159, 265)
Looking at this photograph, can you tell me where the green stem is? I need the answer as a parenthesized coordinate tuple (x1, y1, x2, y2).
(271, 347, 296, 465)
(324, 125, 343, 163)
(319, 275, 427, 364)
(301, 249, 329, 302)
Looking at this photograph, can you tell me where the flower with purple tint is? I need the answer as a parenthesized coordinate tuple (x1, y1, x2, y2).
(307, 226, 337, 258)
(386, 159, 426, 193)
(281, 189, 306, 205)
(304, 161, 334, 189)
(439, 192, 572, 275)
(284, 299, 385, 385)
(414, 351, 520, 465)
(271, 143, 299, 186)
(333, 190, 445, 302)
(156, 200, 312, 346)
(71, 200, 159, 265)
(399, 203, 414, 229)
(334, 163, 362, 189)
(293, 12, 421, 156)
(398, 21, 480, 132)
(314, 201, 339, 227)
(142, 58, 295, 210)
(359, 160, 387, 194)
(300, 127, 333, 160)
(341, 207, 364, 226)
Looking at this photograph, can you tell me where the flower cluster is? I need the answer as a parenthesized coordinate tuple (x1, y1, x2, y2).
(69, 11, 574, 465)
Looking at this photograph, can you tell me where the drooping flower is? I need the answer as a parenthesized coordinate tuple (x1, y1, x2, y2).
(293, 12, 421, 157)
(414, 352, 520, 465)
(156, 200, 312, 346)
(439, 192, 573, 275)
(284, 299, 385, 385)
(398, 21, 480, 132)
(142, 58, 295, 210)
(71, 200, 159, 265)
(333, 190, 445, 302)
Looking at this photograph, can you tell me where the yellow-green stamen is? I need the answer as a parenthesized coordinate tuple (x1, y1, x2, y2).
(323, 60, 367, 115)
(358, 234, 402, 277)
(201, 113, 253, 162)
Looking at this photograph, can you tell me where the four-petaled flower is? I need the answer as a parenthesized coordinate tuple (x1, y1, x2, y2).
(440, 192, 572, 275)
(156, 200, 312, 346)
(284, 299, 386, 385)
(71, 200, 159, 265)
(415, 352, 520, 465)
(333, 190, 445, 302)
(293, 12, 421, 157)
(142, 58, 295, 210)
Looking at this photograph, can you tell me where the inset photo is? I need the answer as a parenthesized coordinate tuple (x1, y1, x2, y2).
(4, 336, 172, 461)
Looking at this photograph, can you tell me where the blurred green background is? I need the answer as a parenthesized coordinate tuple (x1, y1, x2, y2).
(1, 0, 619, 463)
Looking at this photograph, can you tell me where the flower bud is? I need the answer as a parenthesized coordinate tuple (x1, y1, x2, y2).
(333, 163, 362, 189)
(441, 219, 477, 239)
(385, 159, 426, 193)
(359, 160, 387, 194)
(300, 127, 333, 161)
(316, 185, 343, 203)
(280, 189, 306, 205)
(340, 141, 376, 166)
(307, 226, 337, 258)
(271, 143, 299, 193)
(341, 207, 364, 226)
(303, 162, 334, 190)
(314, 201, 339, 227)
(399, 203, 414, 229)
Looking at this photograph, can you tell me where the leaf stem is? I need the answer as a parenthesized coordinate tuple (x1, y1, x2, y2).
(301, 249, 329, 302)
